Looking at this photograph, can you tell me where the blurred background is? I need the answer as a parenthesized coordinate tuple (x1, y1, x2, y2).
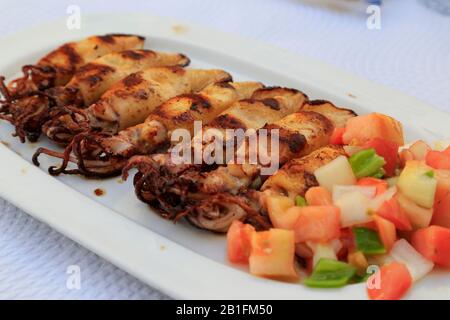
(0, 0, 449, 299)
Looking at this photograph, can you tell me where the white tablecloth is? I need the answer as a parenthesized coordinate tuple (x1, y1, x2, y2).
(0, 0, 449, 299)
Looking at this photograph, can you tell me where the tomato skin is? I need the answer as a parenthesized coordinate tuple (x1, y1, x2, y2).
(293, 206, 341, 243)
(357, 177, 388, 196)
(426, 150, 450, 170)
(432, 170, 450, 228)
(227, 220, 255, 264)
(411, 226, 450, 267)
(363, 138, 399, 176)
(373, 215, 397, 252)
(343, 113, 404, 147)
(305, 186, 333, 206)
(367, 262, 412, 300)
(338, 228, 355, 259)
(377, 196, 413, 231)
(330, 127, 345, 145)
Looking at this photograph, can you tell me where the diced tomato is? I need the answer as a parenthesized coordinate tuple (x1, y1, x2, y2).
(227, 220, 255, 264)
(396, 193, 433, 229)
(249, 229, 298, 280)
(353, 221, 377, 230)
(305, 257, 314, 274)
(292, 206, 341, 243)
(343, 113, 404, 147)
(399, 149, 414, 168)
(411, 225, 450, 267)
(363, 138, 399, 176)
(377, 196, 412, 231)
(373, 215, 397, 252)
(330, 127, 345, 145)
(295, 243, 313, 258)
(305, 187, 333, 206)
(367, 262, 412, 300)
(426, 150, 450, 170)
(265, 195, 296, 229)
(338, 228, 355, 259)
(357, 177, 388, 196)
(432, 170, 450, 228)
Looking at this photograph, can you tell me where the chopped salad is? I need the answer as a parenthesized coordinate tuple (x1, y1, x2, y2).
(227, 112, 450, 300)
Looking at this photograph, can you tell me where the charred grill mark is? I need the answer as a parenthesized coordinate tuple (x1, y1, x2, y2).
(253, 86, 300, 96)
(103, 33, 146, 41)
(168, 66, 186, 75)
(265, 124, 307, 154)
(178, 54, 191, 67)
(76, 63, 116, 87)
(305, 100, 358, 117)
(303, 171, 318, 190)
(210, 114, 246, 130)
(308, 99, 331, 106)
(133, 89, 149, 100)
(57, 44, 82, 73)
(284, 132, 306, 153)
(261, 98, 280, 110)
(120, 50, 154, 60)
(186, 94, 211, 112)
(122, 73, 144, 88)
(214, 81, 234, 89)
(173, 111, 195, 123)
(97, 35, 117, 44)
(239, 98, 257, 104)
(254, 86, 282, 93)
(301, 111, 335, 134)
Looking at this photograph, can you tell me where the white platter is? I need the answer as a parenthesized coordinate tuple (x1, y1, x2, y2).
(0, 13, 449, 300)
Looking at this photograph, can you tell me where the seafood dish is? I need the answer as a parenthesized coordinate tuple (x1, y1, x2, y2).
(2, 35, 450, 301)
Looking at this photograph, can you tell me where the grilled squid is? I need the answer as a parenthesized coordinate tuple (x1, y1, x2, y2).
(260, 145, 346, 198)
(0, 34, 145, 116)
(3, 50, 189, 142)
(124, 87, 308, 215)
(175, 101, 357, 232)
(193, 145, 347, 233)
(38, 81, 263, 178)
(33, 67, 231, 173)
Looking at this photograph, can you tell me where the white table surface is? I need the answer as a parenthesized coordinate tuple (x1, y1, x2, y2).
(0, 0, 449, 299)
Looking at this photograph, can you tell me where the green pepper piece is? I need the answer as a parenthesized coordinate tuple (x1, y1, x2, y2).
(304, 258, 357, 288)
(349, 148, 386, 179)
(295, 195, 307, 207)
(353, 227, 386, 255)
(424, 170, 434, 178)
(350, 273, 371, 284)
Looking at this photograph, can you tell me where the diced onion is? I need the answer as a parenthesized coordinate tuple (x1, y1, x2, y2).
(408, 140, 431, 161)
(343, 145, 364, 156)
(386, 177, 398, 187)
(307, 241, 341, 267)
(332, 185, 377, 203)
(334, 191, 372, 227)
(389, 239, 434, 282)
(314, 156, 356, 192)
(368, 186, 397, 212)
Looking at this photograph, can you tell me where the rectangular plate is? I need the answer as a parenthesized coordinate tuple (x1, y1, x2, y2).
(0, 13, 449, 299)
